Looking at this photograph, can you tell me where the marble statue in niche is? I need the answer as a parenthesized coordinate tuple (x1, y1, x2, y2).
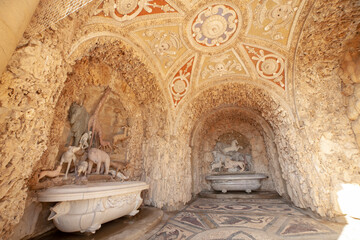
(211, 131, 252, 173)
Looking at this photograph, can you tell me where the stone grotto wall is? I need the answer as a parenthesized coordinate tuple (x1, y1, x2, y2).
(190, 107, 277, 194)
(1, 0, 360, 239)
(291, 0, 360, 218)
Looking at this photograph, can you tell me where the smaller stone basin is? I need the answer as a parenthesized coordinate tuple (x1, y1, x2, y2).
(206, 173, 267, 193)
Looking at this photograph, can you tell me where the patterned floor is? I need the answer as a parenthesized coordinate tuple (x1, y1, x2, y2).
(148, 198, 344, 240)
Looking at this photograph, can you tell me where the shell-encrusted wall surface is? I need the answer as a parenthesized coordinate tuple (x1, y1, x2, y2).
(0, 0, 360, 239)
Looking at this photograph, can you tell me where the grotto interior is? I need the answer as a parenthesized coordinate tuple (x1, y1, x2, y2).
(0, 0, 360, 239)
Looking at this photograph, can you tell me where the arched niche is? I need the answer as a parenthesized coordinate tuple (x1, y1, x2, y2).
(190, 106, 287, 196)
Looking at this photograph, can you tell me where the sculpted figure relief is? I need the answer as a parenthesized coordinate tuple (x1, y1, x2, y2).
(60, 146, 81, 179)
(211, 137, 249, 173)
(87, 148, 111, 175)
(66, 103, 90, 147)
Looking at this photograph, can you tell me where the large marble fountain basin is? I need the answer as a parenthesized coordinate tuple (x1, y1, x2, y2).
(37, 181, 149, 233)
(206, 173, 267, 193)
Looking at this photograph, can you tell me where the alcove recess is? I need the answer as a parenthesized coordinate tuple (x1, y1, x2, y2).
(190, 106, 287, 195)
(32, 59, 146, 184)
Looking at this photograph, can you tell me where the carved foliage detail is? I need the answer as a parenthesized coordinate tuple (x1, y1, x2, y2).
(244, 45, 285, 89)
(169, 56, 195, 107)
(191, 4, 240, 47)
(94, 0, 177, 22)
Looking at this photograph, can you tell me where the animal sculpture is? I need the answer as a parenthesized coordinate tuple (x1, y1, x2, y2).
(77, 160, 88, 177)
(222, 140, 241, 153)
(113, 126, 129, 144)
(60, 146, 81, 179)
(224, 160, 246, 172)
(38, 165, 63, 181)
(79, 131, 92, 149)
(87, 148, 111, 175)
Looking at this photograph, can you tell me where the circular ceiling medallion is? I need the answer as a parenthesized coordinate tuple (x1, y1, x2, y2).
(189, 4, 241, 49)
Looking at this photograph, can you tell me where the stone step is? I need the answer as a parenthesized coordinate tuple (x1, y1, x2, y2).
(199, 190, 281, 200)
(31, 207, 163, 240)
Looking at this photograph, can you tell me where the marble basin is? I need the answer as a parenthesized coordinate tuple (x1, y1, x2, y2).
(37, 181, 149, 233)
(206, 173, 267, 193)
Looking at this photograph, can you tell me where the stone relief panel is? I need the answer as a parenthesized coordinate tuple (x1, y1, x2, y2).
(187, 3, 242, 51)
(132, 25, 188, 76)
(247, 0, 304, 48)
(198, 49, 248, 85)
(94, 0, 178, 22)
(243, 44, 286, 90)
(211, 131, 252, 173)
(169, 56, 195, 107)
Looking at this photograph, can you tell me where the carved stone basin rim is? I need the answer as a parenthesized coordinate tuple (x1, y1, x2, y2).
(37, 181, 149, 202)
(206, 173, 268, 181)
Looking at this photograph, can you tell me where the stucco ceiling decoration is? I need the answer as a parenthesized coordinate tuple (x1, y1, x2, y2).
(246, 0, 302, 48)
(169, 56, 195, 107)
(85, 0, 309, 108)
(132, 25, 188, 77)
(94, 0, 178, 22)
(243, 44, 285, 90)
(188, 4, 242, 51)
(198, 48, 249, 86)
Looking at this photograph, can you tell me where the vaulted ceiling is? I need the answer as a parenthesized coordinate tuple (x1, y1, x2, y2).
(62, 0, 306, 109)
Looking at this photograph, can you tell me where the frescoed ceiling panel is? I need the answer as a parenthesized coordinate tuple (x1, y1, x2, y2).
(86, 0, 309, 110)
(94, 0, 182, 23)
(198, 49, 249, 86)
(131, 25, 188, 77)
(246, 0, 305, 48)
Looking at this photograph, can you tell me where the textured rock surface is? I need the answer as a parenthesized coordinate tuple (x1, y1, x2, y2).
(0, 0, 360, 239)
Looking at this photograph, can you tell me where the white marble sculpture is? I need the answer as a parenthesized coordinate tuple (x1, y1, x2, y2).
(87, 148, 110, 175)
(222, 140, 240, 153)
(60, 146, 81, 179)
(38, 165, 63, 181)
(38, 182, 149, 233)
(79, 131, 92, 149)
(77, 160, 88, 177)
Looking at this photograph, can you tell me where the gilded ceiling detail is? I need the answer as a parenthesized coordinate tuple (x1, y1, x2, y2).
(198, 49, 248, 85)
(89, 0, 307, 107)
(243, 44, 285, 90)
(94, 0, 177, 22)
(190, 4, 240, 47)
(246, 0, 302, 47)
(169, 56, 195, 107)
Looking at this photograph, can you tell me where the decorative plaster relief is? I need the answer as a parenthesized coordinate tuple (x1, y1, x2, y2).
(189, 4, 241, 49)
(169, 56, 195, 107)
(199, 49, 248, 84)
(247, 0, 301, 47)
(94, 0, 177, 22)
(243, 44, 285, 89)
(133, 26, 187, 74)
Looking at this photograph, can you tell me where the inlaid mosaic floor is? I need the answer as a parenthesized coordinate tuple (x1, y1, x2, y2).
(148, 197, 344, 240)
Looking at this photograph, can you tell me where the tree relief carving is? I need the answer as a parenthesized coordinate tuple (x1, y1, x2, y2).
(94, 0, 177, 22)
